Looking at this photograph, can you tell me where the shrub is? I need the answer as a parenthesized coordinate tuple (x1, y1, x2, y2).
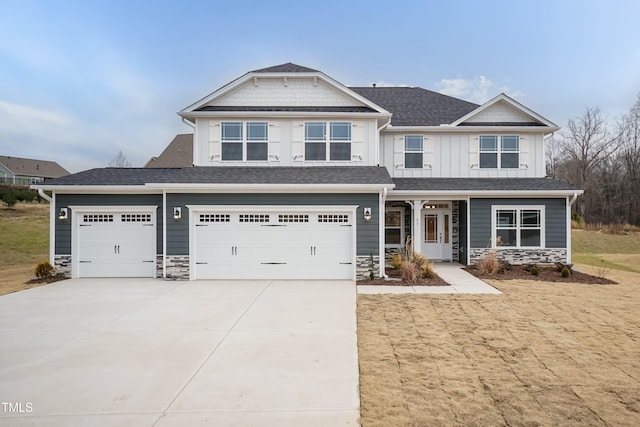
(421, 260, 435, 278)
(475, 251, 501, 276)
(530, 266, 540, 276)
(400, 260, 420, 283)
(412, 253, 427, 268)
(561, 267, 571, 278)
(390, 253, 403, 269)
(34, 261, 55, 279)
(1, 191, 17, 208)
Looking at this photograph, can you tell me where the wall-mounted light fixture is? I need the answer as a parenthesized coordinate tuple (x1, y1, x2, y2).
(363, 207, 372, 222)
(58, 207, 68, 220)
(173, 207, 182, 220)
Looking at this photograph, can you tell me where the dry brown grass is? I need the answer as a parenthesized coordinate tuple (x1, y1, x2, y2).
(358, 266, 640, 426)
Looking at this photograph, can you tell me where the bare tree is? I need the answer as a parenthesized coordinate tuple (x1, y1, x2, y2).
(618, 94, 640, 225)
(561, 107, 622, 221)
(109, 150, 132, 168)
(544, 134, 565, 179)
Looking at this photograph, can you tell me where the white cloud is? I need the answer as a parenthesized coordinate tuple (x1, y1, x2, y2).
(435, 76, 524, 104)
(0, 100, 72, 127)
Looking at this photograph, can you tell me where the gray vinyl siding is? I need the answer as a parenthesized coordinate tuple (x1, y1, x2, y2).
(469, 198, 566, 248)
(54, 194, 163, 255)
(166, 193, 379, 256)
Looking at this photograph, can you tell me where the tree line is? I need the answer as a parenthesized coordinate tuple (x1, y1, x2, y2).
(547, 93, 640, 226)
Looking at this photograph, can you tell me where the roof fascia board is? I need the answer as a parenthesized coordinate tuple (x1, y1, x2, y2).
(449, 93, 558, 128)
(180, 111, 391, 120)
(384, 125, 560, 133)
(31, 185, 158, 194)
(387, 189, 583, 199)
(147, 183, 395, 193)
(179, 70, 391, 116)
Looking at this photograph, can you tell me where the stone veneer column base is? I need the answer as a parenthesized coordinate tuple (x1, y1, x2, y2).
(54, 255, 72, 278)
(356, 255, 380, 280)
(165, 256, 190, 280)
(469, 248, 567, 265)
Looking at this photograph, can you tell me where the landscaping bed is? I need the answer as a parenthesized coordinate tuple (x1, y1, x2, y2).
(465, 264, 617, 285)
(358, 267, 450, 286)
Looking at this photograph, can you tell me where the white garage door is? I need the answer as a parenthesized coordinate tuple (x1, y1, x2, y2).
(74, 209, 157, 278)
(192, 207, 355, 280)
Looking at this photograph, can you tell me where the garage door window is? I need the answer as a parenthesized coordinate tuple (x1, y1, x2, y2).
(318, 214, 349, 223)
(239, 214, 270, 223)
(83, 214, 113, 222)
(278, 214, 309, 223)
(121, 214, 151, 222)
(200, 214, 230, 222)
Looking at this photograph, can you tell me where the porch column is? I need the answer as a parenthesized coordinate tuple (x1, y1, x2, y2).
(412, 199, 423, 255)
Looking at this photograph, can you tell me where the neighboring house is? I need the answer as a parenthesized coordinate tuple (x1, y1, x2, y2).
(33, 63, 582, 281)
(1, 155, 69, 185)
(144, 134, 194, 168)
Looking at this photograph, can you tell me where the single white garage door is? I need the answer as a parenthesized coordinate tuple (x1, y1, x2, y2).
(74, 208, 157, 278)
(192, 207, 355, 280)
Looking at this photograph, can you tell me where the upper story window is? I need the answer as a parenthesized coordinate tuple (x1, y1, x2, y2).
(480, 135, 519, 168)
(404, 135, 423, 169)
(304, 121, 351, 161)
(221, 122, 268, 161)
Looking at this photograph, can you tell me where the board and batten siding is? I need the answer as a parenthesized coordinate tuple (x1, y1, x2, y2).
(54, 194, 163, 255)
(469, 198, 567, 249)
(194, 118, 378, 167)
(166, 193, 379, 256)
(381, 132, 546, 178)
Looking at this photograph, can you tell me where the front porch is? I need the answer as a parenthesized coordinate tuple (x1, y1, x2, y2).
(384, 199, 467, 264)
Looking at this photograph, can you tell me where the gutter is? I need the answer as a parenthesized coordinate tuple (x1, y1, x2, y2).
(376, 116, 392, 166)
(568, 192, 579, 206)
(37, 188, 52, 202)
(379, 186, 388, 278)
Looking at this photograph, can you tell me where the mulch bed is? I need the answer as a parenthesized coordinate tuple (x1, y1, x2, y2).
(24, 274, 68, 285)
(358, 268, 450, 286)
(465, 264, 617, 285)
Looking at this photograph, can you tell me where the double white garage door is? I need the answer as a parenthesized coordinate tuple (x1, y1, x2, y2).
(191, 207, 355, 280)
(72, 206, 356, 280)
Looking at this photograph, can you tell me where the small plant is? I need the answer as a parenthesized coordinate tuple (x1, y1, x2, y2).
(412, 253, 427, 267)
(561, 266, 571, 278)
(400, 260, 420, 283)
(34, 261, 55, 280)
(475, 251, 501, 276)
(390, 253, 403, 269)
(530, 266, 540, 276)
(421, 260, 435, 278)
(592, 261, 610, 279)
(554, 262, 573, 273)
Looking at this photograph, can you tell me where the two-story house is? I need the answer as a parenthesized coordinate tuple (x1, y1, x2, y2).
(33, 63, 581, 280)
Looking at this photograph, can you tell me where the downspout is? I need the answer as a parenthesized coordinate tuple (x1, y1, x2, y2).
(181, 117, 197, 165)
(38, 189, 55, 266)
(162, 190, 167, 279)
(567, 192, 578, 265)
(379, 187, 388, 278)
(376, 117, 392, 166)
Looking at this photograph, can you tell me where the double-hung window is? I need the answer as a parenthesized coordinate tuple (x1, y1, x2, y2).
(304, 121, 351, 161)
(493, 206, 544, 248)
(221, 122, 268, 161)
(404, 135, 423, 168)
(479, 135, 519, 168)
(385, 208, 403, 247)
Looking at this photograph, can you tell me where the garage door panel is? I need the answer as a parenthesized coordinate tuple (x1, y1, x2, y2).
(75, 209, 156, 278)
(192, 208, 355, 280)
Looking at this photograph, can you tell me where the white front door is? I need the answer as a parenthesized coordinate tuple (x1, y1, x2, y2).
(421, 209, 452, 261)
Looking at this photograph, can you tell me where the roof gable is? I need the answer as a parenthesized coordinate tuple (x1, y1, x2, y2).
(451, 93, 558, 129)
(145, 134, 193, 168)
(180, 64, 390, 117)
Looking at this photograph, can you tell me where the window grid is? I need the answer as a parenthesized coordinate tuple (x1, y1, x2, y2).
(278, 214, 309, 223)
(479, 135, 519, 169)
(404, 135, 423, 169)
(318, 214, 349, 223)
(121, 214, 151, 222)
(83, 214, 113, 223)
(304, 121, 352, 161)
(221, 121, 268, 161)
(494, 207, 542, 248)
(199, 214, 230, 223)
(239, 214, 270, 223)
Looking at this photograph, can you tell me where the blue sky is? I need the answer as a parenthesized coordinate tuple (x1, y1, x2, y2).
(1, 0, 639, 173)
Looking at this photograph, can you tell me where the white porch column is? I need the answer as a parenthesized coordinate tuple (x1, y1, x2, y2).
(412, 199, 422, 255)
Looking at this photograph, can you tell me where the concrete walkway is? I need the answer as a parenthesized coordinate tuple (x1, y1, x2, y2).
(0, 279, 359, 426)
(358, 263, 502, 295)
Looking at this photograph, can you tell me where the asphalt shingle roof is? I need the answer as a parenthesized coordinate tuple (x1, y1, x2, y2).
(350, 87, 479, 126)
(41, 166, 394, 186)
(393, 178, 579, 192)
(251, 63, 319, 73)
(0, 155, 69, 178)
(144, 134, 193, 168)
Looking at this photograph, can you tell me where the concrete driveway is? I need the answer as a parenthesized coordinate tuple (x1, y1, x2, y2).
(0, 279, 359, 426)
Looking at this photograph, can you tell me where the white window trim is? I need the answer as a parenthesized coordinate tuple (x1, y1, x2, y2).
(221, 121, 269, 162)
(404, 135, 424, 169)
(304, 121, 352, 162)
(491, 205, 545, 248)
(479, 135, 520, 169)
(384, 207, 404, 248)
